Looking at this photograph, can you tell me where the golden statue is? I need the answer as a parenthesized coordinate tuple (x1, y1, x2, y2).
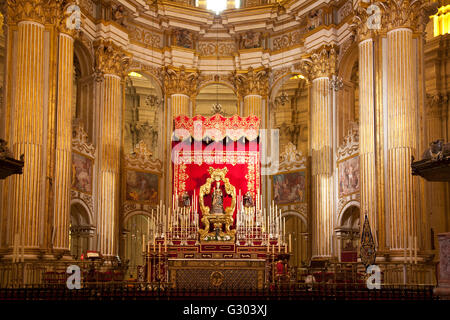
(198, 167, 236, 242)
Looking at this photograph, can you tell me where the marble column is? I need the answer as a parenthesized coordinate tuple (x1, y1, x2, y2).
(94, 40, 131, 257)
(310, 47, 336, 259)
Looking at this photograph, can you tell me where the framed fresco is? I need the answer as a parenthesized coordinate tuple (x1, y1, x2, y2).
(124, 169, 159, 205)
(271, 169, 307, 205)
(72, 152, 93, 195)
(338, 155, 360, 197)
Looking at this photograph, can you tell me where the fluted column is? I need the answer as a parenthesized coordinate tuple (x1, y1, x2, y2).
(383, 1, 427, 254)
(243, 95, 262, 117)
(52, 19, 76, 252)
(358, 38, 378, 242)
(310, 47, 336, 259)
(2, 1, 61, 254)
(94, 40, 131, 257)
(164, 66, 198, 118)
(171, 94, 190, 117)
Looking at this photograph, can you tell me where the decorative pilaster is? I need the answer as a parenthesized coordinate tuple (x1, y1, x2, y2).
(231, 67, 269, 117)
(94, 39, 131, 257)
(310, 47, 336, 259)
(164, 65, 198, 117)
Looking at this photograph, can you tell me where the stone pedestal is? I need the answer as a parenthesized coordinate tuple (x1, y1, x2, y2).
(434, 233, 450, 299)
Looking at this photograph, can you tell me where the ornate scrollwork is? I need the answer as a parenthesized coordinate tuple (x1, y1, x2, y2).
(124, 140, 162, 172)
(279, 142, 307, 171)
(93, 39, 132, 78)
(198, 167, 237, 242)
(337, 122, 359, 162)
(230, 67, 269, 97)
(164, 65, 199, 97)
(72, 122, 95, 157)
(309, 45, 337, 79)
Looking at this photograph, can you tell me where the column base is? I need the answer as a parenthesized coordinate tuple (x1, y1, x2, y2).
(434, 285, 450, 300)
(378, 250, 435, 263)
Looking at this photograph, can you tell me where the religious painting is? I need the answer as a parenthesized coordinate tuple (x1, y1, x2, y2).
(72, 152, 93, 194)
(272, 170, 306, 205)
(125, 170, 159, 204)
(338, 155, 360, 197)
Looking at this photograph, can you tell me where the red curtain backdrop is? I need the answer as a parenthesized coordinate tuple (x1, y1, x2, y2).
(172, 141, 260, 224)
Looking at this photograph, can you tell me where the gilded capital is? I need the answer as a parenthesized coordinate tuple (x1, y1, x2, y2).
(380, 0, 436, 33)
(57, 2, 81, 37)
(5, 0, 62, 25)
(93, 39, 132, 78)
(352, 1, 377, 42)
(163, 65, 199, 97)
(310, 46, 337, 80)
(230, 67, 269, 97)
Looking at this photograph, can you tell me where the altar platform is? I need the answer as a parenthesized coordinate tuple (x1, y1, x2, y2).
(145, 241, 290, 290)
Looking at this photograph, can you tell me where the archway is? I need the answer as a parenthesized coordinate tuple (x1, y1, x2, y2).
(124, 72, 163, 158)
(69, 202, 94, 259)
(73, 40, 95, 140)
(336, 205, 360, 262)
(282, 211, 309, 270)
(195, 83, 238, 116)
(270, 74, 309, 157)
(122, 213, 155, 280)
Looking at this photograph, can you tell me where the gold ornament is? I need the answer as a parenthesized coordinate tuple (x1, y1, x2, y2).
(163, 65, 199, 97)
(93, 39, 132, 78)
(230, 66, 269, 97)
(309, 45, 337, 79)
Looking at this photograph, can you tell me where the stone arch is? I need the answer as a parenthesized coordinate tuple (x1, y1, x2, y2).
(335, 203, 360, 262)
(70, 200, 95, 259)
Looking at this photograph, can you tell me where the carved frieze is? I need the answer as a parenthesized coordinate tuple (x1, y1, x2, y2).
(271, 30, 303, 51)
(198, 41, 236, 56)
(128, 25, 162, 48)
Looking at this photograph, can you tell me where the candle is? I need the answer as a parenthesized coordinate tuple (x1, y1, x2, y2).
(289, 234, 292, 253)
(414, 236, 417, 264)
(158, 242, 161, 253)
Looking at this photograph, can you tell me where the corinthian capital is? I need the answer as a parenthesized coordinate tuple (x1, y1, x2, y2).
(93, 39, 132, 78)
(6, 0, 62, 25)
(352, 1, 378, 42)
(310, 46, 337, 80)
(163, 65, 199, 97)
(230, 67, 269, 97)
(380, 0, 438, 33)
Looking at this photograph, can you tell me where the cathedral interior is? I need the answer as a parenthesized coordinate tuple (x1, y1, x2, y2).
(0, 0, 449, 301)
